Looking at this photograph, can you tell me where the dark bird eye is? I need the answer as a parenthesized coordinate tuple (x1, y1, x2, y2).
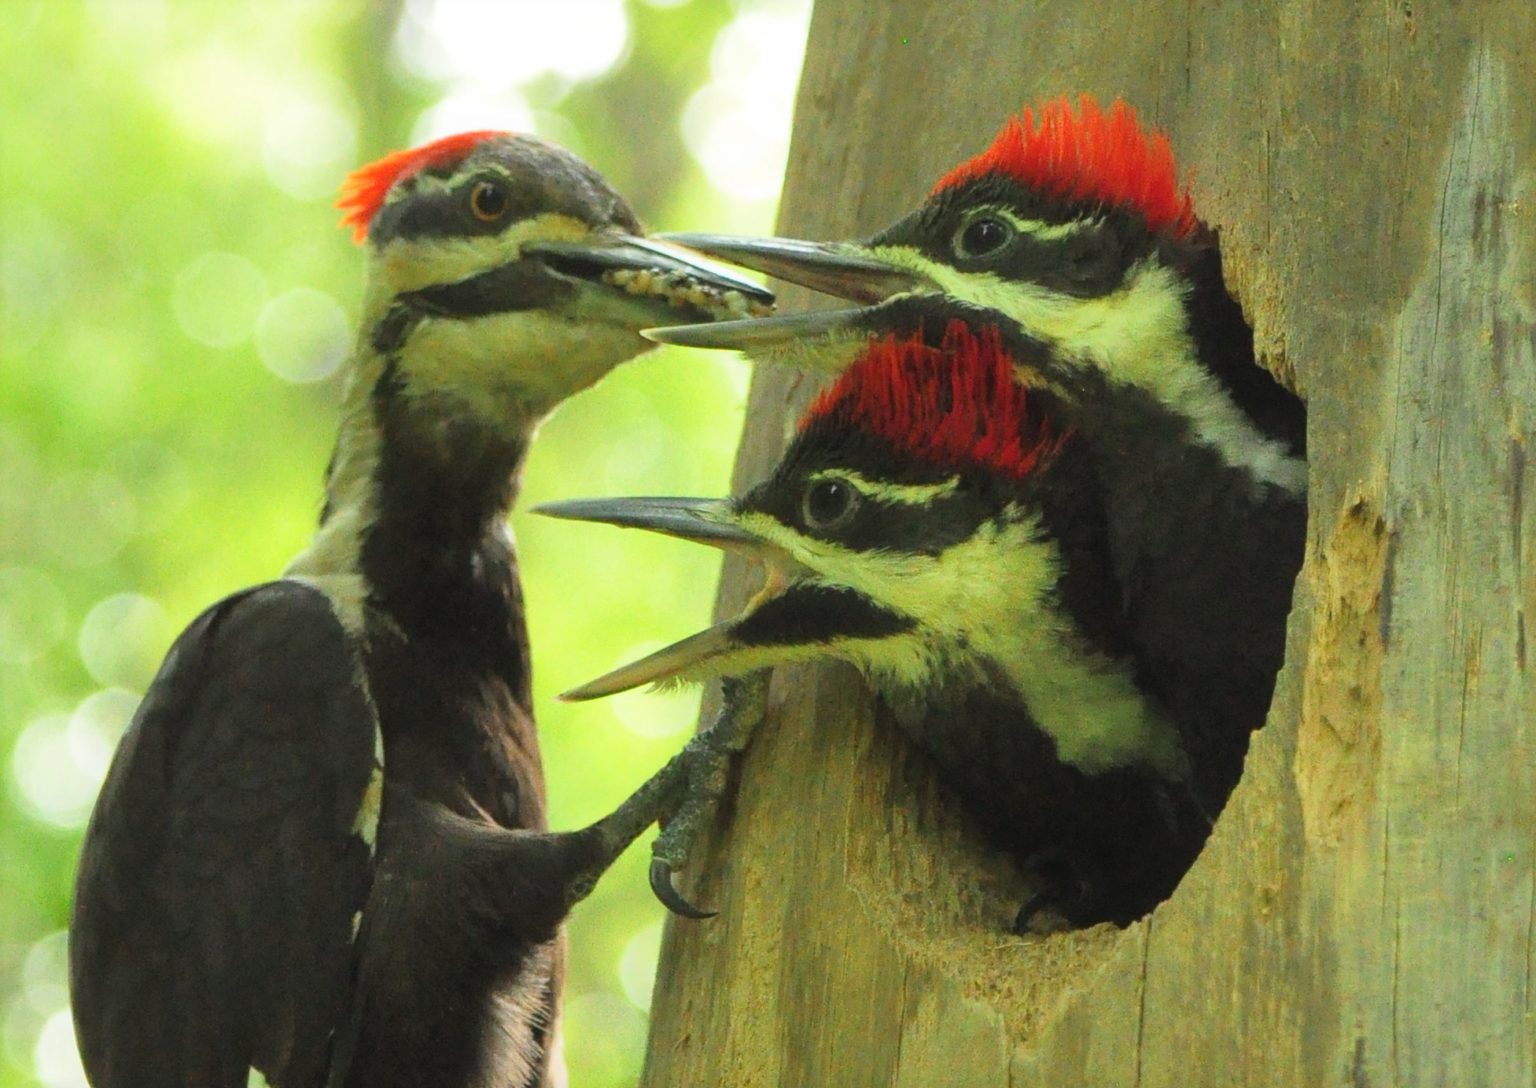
(469, 179, 509, 222)
(802, 477, 860, 531)
(956, 216, 1013, 258)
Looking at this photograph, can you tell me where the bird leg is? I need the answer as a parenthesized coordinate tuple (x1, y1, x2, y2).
(558, 671, 768, 916)
(647, 671, 770, 918)
(558, 747, 690, 912)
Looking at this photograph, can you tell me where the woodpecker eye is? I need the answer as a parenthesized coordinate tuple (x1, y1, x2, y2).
(469, 179, 509, 223)
(802, 477, 860, 532)
(955, 216, 1013, 259)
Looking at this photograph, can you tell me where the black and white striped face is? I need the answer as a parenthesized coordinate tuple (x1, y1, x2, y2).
(681, 190, 1186, 392)
(540, 435, 1050, 703)
(541, 418, 1188, 776)
(360, 134, 771, 422)
(872, 175, 1157, 302)
(648, 180, 1165, 383)
(649, 177, 1306, 495)
(848, 183, 1307, 491)
(711, 426, 1055, 695)
(366, 134, 642, 254)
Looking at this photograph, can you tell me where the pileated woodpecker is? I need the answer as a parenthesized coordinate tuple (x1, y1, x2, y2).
(69, 131, 772, 1087)
(540, 322, 1211, 927)
(649, 96, 1306, 815)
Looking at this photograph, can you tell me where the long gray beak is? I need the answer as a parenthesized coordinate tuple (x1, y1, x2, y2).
(533, 496, 800, 701)
(642, 233, 934, 355)
(656, 234, 927, 304)
(534, 497, 757, 549)
(641, 308, 872, 351)
(558, 624, 745, 702)
(522, 235, 775, 313)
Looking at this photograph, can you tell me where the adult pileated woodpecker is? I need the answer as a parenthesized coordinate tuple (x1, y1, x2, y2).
(650, 97, 1306, 816)
(541, 322, 1210, 927)
(69, 131, 772, 1087)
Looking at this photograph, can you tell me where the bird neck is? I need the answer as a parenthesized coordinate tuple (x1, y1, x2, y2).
(1175, 241, 1307, 460)
(285, 342, 533, 628)
(1016, 251, 1304, 495)
(1057, 248, 1307, 530)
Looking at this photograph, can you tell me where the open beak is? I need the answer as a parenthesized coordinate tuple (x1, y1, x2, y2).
(521, 235, 775, 322)
(641, 306, 873, 351)
(534, 497, 803, 700)
(640, 233, 931, 354)
(656, 234, 926, 303)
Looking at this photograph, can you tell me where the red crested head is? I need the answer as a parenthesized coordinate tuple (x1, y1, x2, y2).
(337, 130, 505, 244)
(804, 321, 1061, 481)
(932, 96, 1195, 238)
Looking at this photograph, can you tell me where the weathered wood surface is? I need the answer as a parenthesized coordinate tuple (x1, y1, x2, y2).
(640, 3, 1536, 1085)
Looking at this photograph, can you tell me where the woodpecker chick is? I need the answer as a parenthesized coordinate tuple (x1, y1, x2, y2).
(70, 131, 771, 1088)
(647, 96, 1305, 812)
(541, 323, 1210, 928)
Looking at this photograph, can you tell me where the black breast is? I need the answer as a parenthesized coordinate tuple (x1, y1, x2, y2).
(885, 681, 1204, 926)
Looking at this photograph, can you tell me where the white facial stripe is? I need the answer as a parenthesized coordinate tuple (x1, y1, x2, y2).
(985, 207, 1099, 243)
(383, 171, 453, 207)
(868, 245, 1307, 494)
(370, 209, 673, 423)
(376, 158, 517, 213)
(815, 470, 961, 505)
(736, 508, 1187, 777)
(378, 213, 591, 294)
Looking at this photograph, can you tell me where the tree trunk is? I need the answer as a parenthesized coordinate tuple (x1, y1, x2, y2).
(640, 3, 1536, 1084)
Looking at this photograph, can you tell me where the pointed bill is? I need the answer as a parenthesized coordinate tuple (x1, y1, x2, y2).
(616, 236, 774, 300)
(657, 233, 928, 303)
(536, 495, 776, 699)
(520, 236, 775, 307)
(538, 495, 817, 701)
(533, 497, 757, 549)
(560, 622, 742, 701)
(642, 308, 871, 351)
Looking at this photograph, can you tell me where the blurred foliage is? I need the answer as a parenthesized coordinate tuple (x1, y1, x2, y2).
(0, 1, 808, 1085)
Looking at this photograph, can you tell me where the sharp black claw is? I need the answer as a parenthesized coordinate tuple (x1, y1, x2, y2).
(649, 859, 716, 920)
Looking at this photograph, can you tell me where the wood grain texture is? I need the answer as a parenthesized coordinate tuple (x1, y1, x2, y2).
(641, 3, 1536, 1085)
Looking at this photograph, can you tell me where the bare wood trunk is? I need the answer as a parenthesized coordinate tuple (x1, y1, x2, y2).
(640, 3, 1536, 1084)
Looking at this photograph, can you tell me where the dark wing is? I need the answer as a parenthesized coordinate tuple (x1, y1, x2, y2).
(70, 580, 378, 1088)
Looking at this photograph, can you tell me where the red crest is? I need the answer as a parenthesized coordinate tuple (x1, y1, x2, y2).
(336, 130, 504, 244)
(932, 96, 1195, 238)
(804, 321, 1061, 481)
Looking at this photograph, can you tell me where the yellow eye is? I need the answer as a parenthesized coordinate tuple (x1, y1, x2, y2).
(469, 179, 509, 222)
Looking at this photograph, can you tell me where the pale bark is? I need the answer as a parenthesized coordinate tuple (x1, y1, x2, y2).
(641, 3, 1536, 1084)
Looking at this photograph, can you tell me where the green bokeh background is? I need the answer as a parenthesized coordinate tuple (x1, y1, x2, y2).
(0, 2, 807, 1084)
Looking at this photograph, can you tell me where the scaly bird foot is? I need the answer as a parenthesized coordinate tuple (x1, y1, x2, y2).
(648, 672, 769, 919)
